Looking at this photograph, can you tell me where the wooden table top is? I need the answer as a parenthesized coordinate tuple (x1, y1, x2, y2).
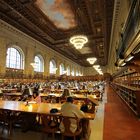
(72, 94, 99, 105)
(3, 92, 22, 96)
(41, 93, 61, 97)
(0, 100, 95, 119)
(42, 93, 99, 105)
(2, 92, 99, 106)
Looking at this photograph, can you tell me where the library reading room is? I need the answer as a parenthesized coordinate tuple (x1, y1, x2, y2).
(0, 0, 140, 140)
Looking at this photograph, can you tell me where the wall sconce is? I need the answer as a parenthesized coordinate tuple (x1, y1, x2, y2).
(93, 65, 103, 75)
(63, 70, 67, 74)
(30, 63, 37, 69)
(125, 55, 134, 62)
(121, 62, 126, 66)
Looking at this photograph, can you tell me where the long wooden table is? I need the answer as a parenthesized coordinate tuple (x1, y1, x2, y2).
(3, 92, 99, 106)
(0, 100, 95, 139)
(0, 100, 95, 120)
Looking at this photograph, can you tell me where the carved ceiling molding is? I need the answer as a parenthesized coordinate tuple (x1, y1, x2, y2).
(108, 0, 121, 64)
(0, 19, 25, 37)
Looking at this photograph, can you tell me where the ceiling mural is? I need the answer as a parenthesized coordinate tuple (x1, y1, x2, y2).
(36, 0, 77, 30)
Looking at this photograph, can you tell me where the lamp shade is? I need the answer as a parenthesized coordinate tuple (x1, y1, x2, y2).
(87, 57, 97, 64)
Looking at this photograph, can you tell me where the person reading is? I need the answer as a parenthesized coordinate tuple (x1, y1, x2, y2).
(31, 91, 41, 103)
(60, 96, 85, 133)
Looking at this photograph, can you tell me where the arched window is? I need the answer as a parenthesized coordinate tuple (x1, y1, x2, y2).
(80, 71, 83, 76)
(76, 70, 79, 76)
(71, 68, 75, 76)
(34, 55, 44, 72)
(59, 63, 65, 75)
(6, 47, 24, 69)
(79, 70, 81, 76)
(50, 59, 57, 74)
(67, 66, 70, 76)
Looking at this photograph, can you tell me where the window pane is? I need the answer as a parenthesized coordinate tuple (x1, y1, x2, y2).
(67, 66, 70, 76)
(6, 47, 22, 69)
(50, 60, 56, 74)
(34, 55, 43, 72)
(60, 64, 64, 75)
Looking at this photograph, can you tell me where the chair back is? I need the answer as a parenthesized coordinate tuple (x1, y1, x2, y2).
(46, 95, 57, 103)
(41, 115, 59, 132)
(0, 110, 7, 122)
(60, 116, 82, 136)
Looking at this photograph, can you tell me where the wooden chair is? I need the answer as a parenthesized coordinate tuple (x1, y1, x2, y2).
(59, 96, 66, 104)
(46, 95, 57, 103)
(60, 116, 82, 140)
(0, 110, 15, 135)
(41, 115, 60, 140)
(0, 110, 7, 133)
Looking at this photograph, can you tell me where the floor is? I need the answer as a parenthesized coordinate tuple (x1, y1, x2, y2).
(103, 84, 140, 140)
(89, 90, 106, 140)
(0, 84, 140, 140)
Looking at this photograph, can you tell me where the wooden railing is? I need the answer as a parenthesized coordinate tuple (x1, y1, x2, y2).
(34, 72, 44, 79)
(5, 68, 24, 78)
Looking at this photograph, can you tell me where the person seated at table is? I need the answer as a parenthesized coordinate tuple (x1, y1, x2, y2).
(31, 91, 41, 103)
(58, 84, 61, 89)
(60, 96, 85, 133)
(33, 84, 39, 93)
(19, 85, 31, 101)
(21, 91, 39, 132)
(94, 86, 101, 97)
(61, 88, 72, 97)
(0, 87, 3, 99)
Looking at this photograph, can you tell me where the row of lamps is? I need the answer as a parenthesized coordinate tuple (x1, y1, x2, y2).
(86, 57, 103, 75)
(69, 34, 103, 75)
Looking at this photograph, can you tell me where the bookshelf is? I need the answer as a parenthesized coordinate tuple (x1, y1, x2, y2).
(111, 68, 140, 117)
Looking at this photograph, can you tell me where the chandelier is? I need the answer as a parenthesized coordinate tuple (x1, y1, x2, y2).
(87, 57, 97, 64)
(93, 65, 100, 69)
(70, 35, 88, 49)
(93, 65, 103, 75)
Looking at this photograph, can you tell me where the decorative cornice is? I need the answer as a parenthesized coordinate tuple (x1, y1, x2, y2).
(0, 19, 82, 68)
(108, 0, 121, 63)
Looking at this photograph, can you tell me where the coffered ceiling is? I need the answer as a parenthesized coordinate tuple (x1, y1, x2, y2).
(0, 0, 114, 66)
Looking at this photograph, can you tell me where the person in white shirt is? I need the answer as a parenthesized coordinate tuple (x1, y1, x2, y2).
(60, 96, 85, 133)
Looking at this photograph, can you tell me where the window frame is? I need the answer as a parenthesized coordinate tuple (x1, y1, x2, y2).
(6, 46, 24, 69)
(34, 54, 44, 72)
(59, 63, 65, 75)
(49, 59, 57, 74)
